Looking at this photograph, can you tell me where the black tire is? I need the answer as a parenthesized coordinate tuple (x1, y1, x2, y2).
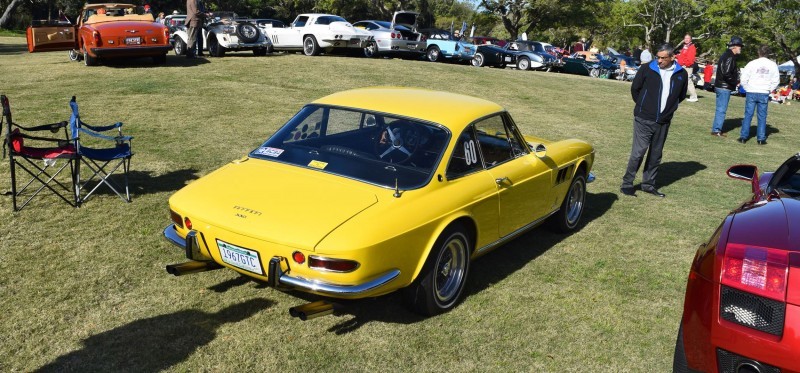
(673, 325, 689, 373)
(426, 45, 441, 62)
(152, 54, 167, 65)
(404, 225, 471, 316)
(303, 35, 320, 56)
(517, 56, 530, 71)
(83, 48, 98, 66)
(173, 37, 187, 55)
(69, 49, 82, 61)
(363, 41, 378, 58)
(208, 34, 225, 57)
(590, 67, 600, 78)
(471, 52, 484, 67)
(236, 22, 259, 44)
(253, 48, 267, 56)
(548, 171, 586, 233)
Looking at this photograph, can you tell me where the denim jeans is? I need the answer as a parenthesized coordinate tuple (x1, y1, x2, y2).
(711, 88, 731, 133)
(740, 92, 770, 141)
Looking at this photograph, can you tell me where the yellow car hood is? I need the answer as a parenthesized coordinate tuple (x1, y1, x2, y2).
(170, 158, 378, 250)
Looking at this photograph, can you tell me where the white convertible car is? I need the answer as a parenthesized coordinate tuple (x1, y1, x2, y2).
(172, 12, 271, 57)
(264, 13, 373, 56)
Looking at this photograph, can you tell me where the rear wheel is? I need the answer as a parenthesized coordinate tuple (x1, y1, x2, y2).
(426, 45, 441, 62)
(303, 35, 320, 56)
(517, 56, 530, 70)
(208, 34, 226, 57)
(673, 325, 689, 373)
(83, 49, 98, 66)
(590, 67, 600, 78)
(471, 52, 484, 67)
(69, 49, 82, 61)
(548, 171, 586, 233)
(405, 225, 470, 316)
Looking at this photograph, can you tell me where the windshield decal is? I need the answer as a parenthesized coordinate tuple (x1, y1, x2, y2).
(308, 160, 328, 169)
(255, 147, 284, 157)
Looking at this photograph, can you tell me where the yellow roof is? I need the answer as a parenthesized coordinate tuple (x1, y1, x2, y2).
(312, 87, 505, 130)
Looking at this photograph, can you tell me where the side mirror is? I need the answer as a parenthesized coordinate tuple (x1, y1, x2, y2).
(727, 164, 761, 195)
(531, 143, 546, 158)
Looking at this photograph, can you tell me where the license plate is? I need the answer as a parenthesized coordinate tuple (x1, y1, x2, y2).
(217, 239, 263, 275)
(407, 43, 416, 49)
(350, 38, 360, 45)
(125, 37, 141, 45)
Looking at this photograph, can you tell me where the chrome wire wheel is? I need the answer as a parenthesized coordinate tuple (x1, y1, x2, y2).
(471, 52, 484, 67)
(433, 232, 468, 307)
(364, 42, 377, 58)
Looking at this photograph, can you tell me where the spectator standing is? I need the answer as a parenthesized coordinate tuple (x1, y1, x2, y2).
(633, 45, 643, 63)
(143, 4, 152, 14)
(703, 60, 714, 91)
(710, 36, 743, 137)
(156, 12, 165, 24)
(676, 34, 699, 102)
(640, 47, 653, 64)
(621, 43, 688, 198)
(738, 45, 779, 144)
(185, 0, 206, 58)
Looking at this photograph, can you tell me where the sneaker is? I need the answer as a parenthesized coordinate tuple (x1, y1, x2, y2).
(711, 131, 726, 137)
(686, 97, 698, 102)
(757, 140, 767, 145)
(737, 138, 747, 144)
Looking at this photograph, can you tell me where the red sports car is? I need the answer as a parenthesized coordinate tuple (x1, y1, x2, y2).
(26, 3, 170, 66)
(674, 153, 800, 372)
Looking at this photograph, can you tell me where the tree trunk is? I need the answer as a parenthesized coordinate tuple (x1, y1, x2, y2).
(0, 0, 25, 29)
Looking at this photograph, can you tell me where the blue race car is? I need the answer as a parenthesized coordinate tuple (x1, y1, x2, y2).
(418, 28, 476, 63)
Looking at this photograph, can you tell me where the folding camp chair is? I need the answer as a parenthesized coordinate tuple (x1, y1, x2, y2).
(68, 96, 133, 204)
(2, 95, 79, 211)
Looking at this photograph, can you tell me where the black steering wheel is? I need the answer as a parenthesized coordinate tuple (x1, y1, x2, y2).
(374, 123, 421, 164)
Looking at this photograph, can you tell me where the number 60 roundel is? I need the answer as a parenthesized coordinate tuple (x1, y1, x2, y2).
(464, 140, 478, 165)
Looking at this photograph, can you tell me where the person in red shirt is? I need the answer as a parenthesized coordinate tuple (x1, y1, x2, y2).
(676, 33, 698, 102)
(703, 60, 714, 92)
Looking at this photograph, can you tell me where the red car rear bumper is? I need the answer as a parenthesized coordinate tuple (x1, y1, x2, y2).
(90, 45, 171, 58)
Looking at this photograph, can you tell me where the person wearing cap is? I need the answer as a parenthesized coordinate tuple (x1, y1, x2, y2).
(710, 36, 743, 137)
(737, 45, 779, 145)
(143, 4, 151, 14)
(621, 43, 688, 198)
(676, 34, 698, 102)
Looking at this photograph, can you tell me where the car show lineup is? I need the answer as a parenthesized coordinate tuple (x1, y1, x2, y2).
(24, 3, 638, 79)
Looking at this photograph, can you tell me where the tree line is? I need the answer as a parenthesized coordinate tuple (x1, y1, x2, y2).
(2, 0, 798, 74)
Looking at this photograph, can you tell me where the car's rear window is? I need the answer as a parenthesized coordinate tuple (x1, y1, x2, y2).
(315, 16, 347, 25)
(250, 105, 450, 190)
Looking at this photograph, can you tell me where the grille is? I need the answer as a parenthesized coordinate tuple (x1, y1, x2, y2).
(720, 285, 785, 336)
(717, 348, 781, 373)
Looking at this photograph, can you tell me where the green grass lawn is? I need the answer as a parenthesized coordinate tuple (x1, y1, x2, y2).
(1, 36, 798, 372)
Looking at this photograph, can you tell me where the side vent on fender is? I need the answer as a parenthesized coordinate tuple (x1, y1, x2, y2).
(555, 164, 574, 186)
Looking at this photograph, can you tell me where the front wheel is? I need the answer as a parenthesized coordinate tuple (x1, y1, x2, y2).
(471, 52, 484, 67)
(426, 45, 441, 62)
(173, 37, 187, 55)
(363, 41, 378, 58)
(303, 35, 320, 56)
(548, 172, 586, 233)
(208, 34, 226, 57)
(405, 226, 470, 316)
(517, 56, 530, 71)
(590, 67, 600, 78)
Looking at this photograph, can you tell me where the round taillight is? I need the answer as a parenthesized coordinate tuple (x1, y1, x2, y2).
(292, 251, 305, 264)
(184, 217, 193, 230)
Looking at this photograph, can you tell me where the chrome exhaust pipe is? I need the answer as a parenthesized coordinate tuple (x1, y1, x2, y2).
(166, 261, 222, 276)
(289, 301, 335, 321)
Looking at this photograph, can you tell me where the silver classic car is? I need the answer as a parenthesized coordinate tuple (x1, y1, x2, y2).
(353, 11, 426, 58)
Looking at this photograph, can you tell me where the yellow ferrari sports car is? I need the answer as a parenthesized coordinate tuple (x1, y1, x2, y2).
(164, 87, 595, 315)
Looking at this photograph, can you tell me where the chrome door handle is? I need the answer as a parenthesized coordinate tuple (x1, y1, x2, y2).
(495, 177, 510, 185)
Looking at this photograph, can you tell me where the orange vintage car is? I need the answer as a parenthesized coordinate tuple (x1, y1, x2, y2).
(26, 3, 171, 66)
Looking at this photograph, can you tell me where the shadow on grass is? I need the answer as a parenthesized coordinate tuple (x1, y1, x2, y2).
(100, 55, 210, 68)
(656, 161, 706, 188)
(0, 42, 28, 55)
(37, 298, 272, 372)
(81, 168, 198, 198)
(721, 118, 780, 137)
(208, 192, 618, 333)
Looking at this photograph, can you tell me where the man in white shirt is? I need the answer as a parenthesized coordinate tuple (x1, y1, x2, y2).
(738, 45, 780, 145)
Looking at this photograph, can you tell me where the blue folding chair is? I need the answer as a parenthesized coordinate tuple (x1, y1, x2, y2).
(69, 96, 134, 204)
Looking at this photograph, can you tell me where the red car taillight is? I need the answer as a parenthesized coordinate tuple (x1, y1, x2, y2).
(308, 256, 359, 273)
(163, 27, 170, 43)
(170, 210, 183, 229)
(184, 216, 193, 230)
(93, 30, 101, 46)
(721, 243, 788, 301)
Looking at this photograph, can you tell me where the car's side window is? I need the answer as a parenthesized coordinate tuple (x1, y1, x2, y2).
(446, 125, 483, 179)
(283, 107, 323, 143)
(293, 16, 308, 27)
(473, 114, 526, 168)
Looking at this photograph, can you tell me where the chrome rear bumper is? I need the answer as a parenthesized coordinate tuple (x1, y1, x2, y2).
(162, 225, 400, 298)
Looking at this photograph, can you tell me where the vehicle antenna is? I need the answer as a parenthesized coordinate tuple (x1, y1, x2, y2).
(393, 178, 403, 198)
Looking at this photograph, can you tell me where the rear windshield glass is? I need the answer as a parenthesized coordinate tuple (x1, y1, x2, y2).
(315, 16, 347, 25)
(250, 105, 450, 190)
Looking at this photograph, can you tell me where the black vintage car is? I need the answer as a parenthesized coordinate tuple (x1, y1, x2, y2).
(471, 40, 561, 71)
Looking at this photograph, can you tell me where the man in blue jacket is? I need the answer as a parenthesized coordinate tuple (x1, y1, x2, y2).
(621, 43, 688, 198)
